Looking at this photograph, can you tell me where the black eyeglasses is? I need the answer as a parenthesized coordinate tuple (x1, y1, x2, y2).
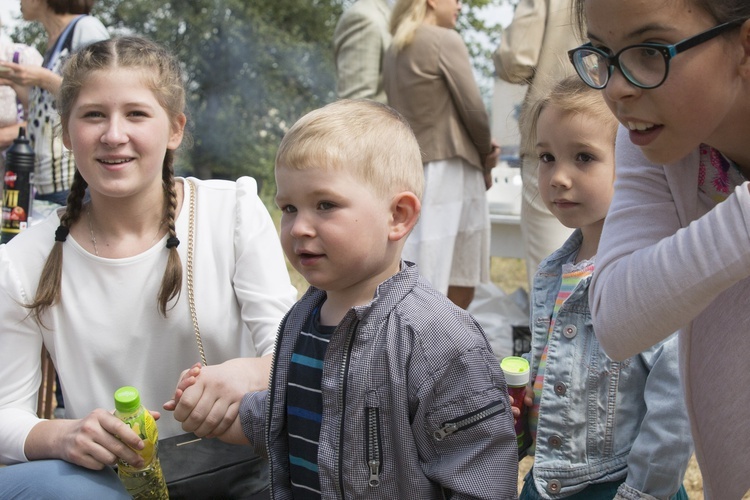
(568, 20, 744, 90)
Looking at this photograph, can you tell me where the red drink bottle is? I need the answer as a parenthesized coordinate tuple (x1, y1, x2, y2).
(500, 356, 531, 459)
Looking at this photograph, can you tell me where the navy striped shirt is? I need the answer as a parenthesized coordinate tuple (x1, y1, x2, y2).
(286, 308, 335, 498)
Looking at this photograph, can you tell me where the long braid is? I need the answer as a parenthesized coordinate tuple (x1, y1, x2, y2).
(28, 171, 89, 322)
(157, 149, 183, 316)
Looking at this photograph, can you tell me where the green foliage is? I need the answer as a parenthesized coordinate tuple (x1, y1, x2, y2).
(460, 0, 505, 80)
(10, 0, 510, 186)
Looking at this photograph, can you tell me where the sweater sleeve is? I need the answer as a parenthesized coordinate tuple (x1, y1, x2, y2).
(0, 246, 45, 464)
(234, 177, 298, 357)
(438, 30, 492, 163)
(590, 127, 750, 359)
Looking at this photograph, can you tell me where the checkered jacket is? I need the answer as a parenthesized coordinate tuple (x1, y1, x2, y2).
(240, 262, 519, 499)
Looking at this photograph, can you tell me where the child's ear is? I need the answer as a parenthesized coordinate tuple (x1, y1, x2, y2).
(739, 19, 750, 78)
(168, 113, 187, 150)
(388, 191, 421, 242)
(62, 126, 71, 150)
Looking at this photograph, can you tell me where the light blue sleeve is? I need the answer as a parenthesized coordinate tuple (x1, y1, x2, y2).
(623, 334, 693, 498)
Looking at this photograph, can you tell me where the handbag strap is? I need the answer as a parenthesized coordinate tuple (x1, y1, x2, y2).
(186, 179, 207, 366)
(12, 51, 24, 122)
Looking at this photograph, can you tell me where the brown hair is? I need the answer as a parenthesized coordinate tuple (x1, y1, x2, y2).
(29, 36, 187, 321)
(45, 0, 97, 15)
(573, 0, 750, 38)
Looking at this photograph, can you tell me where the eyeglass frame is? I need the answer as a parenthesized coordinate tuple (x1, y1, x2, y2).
(568, 19, 746, 90)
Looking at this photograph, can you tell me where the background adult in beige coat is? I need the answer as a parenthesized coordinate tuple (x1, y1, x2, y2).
(333, 0, 393, 103)
(384, 0, 499, 309)
(493, 0, 580, 285)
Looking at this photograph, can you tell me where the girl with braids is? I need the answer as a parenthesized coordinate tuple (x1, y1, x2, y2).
(0, 36, 297, 497)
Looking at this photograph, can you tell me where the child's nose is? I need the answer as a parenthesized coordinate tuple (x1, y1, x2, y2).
(100, 118, 128, 146)
(604, 67, 641, 104)
(290, 213, 315, 238)
(549, 166, 573, 188)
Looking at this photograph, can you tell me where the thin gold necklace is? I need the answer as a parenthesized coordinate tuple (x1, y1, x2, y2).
(87, 207, 99, 256)
(87, 206, 164, 257)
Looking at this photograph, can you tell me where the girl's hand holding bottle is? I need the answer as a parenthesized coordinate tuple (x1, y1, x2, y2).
(26, 407, 159, 471)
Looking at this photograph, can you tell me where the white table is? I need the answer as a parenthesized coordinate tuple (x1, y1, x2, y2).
(486, 160, 523, 259)
(489, 212, 523, 259)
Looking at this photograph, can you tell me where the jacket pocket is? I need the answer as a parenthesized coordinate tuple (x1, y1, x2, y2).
(432, 400, 506, 441)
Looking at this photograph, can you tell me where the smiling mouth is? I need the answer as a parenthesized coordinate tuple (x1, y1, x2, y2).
(99, 158, 132, 165)
(626, 121, 658, 132)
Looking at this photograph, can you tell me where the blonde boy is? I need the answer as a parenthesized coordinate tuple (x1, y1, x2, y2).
(234, 99, 518, 498)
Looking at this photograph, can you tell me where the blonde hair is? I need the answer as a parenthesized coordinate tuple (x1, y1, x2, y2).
(390, 0, 429, 50)
(275, 99, 424, 201)
(521, 75, 618, 158)
(30, 36, 188, 321)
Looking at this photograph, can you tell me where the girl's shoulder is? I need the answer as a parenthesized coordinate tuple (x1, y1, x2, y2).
(184, 176, 259, 198)
(183, 176, 268, 230)
(71, 16, 110, 49)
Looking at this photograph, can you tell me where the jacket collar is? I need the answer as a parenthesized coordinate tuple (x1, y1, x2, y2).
(298, 260, 420, 324)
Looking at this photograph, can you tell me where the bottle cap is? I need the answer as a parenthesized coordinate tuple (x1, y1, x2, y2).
(500, 356, 530, 387)
(114, 386, 141, 413)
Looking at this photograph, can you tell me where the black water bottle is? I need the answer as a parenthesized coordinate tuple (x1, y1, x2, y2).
(2, 127, 35, 243)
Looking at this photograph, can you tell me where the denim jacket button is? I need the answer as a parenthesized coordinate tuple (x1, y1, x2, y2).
(549, 435, 563, 448)
(546, 479, 562, 494)
(563, 325, 577, 338)
(554, 382, 567, 396)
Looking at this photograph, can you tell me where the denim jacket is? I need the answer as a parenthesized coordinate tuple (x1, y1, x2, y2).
(240, 261, 519, 499)
(528, 230, 693, 499)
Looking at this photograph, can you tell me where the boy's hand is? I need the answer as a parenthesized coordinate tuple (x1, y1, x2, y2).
(169, 356, 272, 438)
(163, 362, 202, 411)
(509, 395, 521, 419)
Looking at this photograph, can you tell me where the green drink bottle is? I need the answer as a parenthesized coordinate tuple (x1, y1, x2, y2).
(113, 386, 169, 499)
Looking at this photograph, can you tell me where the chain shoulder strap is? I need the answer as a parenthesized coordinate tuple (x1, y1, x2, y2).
(186, 179, 207, 366)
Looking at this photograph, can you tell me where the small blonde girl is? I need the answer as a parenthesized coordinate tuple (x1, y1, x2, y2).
(518, 76, 692, 499)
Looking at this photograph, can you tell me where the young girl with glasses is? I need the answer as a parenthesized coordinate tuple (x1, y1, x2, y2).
(571, 1, 750, 498)
(520, 75, 692, 500)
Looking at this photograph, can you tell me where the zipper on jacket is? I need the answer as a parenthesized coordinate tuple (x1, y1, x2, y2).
(336, 320, 359, 498)
(365, 406, 382, 487)
(265, 312, 290, 500)
(433, 400, 506, 441)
